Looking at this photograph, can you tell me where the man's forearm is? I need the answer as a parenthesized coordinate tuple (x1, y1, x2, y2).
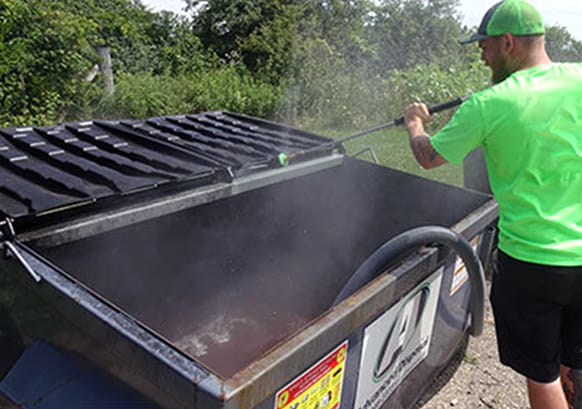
(406, 120, 446, 169)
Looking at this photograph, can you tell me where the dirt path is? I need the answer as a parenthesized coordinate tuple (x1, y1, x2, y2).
(421, 284, 529, 408)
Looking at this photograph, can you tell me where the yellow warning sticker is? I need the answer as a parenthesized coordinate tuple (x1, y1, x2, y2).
(275, 341, 348, 409)
(450, 236, 480, 296)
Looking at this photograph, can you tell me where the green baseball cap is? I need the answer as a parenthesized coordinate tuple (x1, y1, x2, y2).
(459, 0, 545, 44)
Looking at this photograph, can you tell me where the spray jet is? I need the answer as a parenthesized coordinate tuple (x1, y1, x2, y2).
(276, 96, 468, 167)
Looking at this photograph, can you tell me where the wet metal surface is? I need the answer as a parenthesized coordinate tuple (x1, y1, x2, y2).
(0, 112, 332, 221)
(20, 155, 343, 249)
(35, 158, 491, 379)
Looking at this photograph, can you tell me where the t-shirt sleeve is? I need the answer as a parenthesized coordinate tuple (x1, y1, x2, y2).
(430, 97, 485, 164)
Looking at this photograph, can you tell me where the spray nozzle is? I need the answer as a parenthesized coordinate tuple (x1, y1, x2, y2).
(278, 153, 289, 167)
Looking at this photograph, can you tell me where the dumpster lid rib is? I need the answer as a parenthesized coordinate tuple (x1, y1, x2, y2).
(0, 112, 336, 224)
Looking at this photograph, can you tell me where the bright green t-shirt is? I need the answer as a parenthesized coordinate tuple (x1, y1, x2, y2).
(431, 63, 582, 266)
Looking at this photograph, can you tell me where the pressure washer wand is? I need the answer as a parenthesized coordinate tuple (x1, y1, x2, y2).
(277, 96, 468, 167)
(337, 96, 467, 145)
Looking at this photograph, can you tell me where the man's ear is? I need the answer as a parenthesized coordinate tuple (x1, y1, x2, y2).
(501, 32, 515, 53)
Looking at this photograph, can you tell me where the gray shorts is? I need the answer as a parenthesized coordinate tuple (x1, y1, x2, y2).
(490, 250, 582, 383)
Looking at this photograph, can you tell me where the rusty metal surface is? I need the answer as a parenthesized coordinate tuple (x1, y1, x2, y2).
(1, 244, 210, 409)
(218, 253, 436, 409)
(34, 159, 493, 380)
(217, 206, 499, 408)
(1, 157, 498, 408)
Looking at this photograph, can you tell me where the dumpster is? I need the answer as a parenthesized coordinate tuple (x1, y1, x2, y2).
(0, 112, 498, 409)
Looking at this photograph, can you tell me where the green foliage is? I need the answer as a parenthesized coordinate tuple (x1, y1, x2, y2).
(272, 1, 489, 131)
(189, 0, 307, 83)
(277, 38, 387, 129)
(383, 60, 490, 128)
(110, 10, 211, 76)
(142, 12, 211, 75)
(0, 0, 217, 125)
(239, 5, 303, 83)
(189, 0, 375, 84)
(0, 0, 580, 141)
(367, 0, 471, 72)
(94, 67, 282, 120)
(0, 0, 96, 126)
(52, 0, 211, 76)
(545, 25, 582, 62)
(269, 0, 490, 130)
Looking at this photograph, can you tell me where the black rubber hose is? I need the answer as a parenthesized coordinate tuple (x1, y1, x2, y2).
(332, 226, 485, 336)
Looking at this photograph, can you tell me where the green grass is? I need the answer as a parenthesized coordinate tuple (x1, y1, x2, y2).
(311, 127, 463, 187)
(463, 353, 479, 365)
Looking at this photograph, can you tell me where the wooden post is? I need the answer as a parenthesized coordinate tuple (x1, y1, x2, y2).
(97, 46, 114, 96)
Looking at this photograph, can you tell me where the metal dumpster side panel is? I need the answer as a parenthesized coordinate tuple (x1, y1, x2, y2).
(221, 210, 496, 409)
(1, 231, 490, 409)
(1, 158, 498, 408)
(225, 198, 497, 408)
(226, 252, 437, 409)
(248, 259, 476, 409)
(0, 247, 211, 409)
(32, 159, 492, 370)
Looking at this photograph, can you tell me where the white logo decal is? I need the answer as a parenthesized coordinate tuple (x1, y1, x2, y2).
(354, 268, 443, 409)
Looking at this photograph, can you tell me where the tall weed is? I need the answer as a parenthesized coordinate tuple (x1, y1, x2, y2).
(94, 67, 282, 120)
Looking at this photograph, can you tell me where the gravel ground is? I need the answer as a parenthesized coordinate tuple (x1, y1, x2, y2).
(421, 283, 530, 409)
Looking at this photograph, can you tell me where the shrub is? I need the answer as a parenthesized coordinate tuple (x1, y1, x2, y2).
(383, 61, 490, 129)
(94, 67, 282, 120)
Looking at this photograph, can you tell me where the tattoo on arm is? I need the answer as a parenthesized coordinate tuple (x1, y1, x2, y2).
(409, 134, 443, 169)
(429, 146, 438, 161)
(563, 368, 582, 409)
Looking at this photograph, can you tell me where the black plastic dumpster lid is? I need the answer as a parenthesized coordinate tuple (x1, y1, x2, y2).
(0, 111, 332, 221)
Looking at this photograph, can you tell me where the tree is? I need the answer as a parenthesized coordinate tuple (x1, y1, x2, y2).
(188, 0, 304, 82)
(0, 0, 96, 125)
(187, 0, 376, 83)
(54, 0, 201, 75)
(119, 10, 209, 76)
(366, 0, 470, 72)
(0, 0, 211, 125)
(545, 25, 582, 62)
(309, 0, 376, 69)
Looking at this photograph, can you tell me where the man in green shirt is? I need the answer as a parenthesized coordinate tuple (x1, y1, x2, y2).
(403, 1, 582, 408)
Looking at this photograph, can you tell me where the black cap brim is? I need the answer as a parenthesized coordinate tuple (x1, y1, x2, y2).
(458, 33, 491, 45)
(460, 1, 503, 45)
